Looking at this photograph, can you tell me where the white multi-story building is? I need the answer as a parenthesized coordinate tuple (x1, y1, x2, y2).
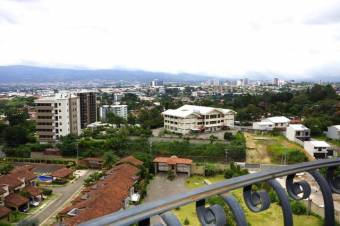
(253, 116, 290, 131)
(252, 121, 274, 131)
(285, 124, 311, 145)
(262, 116, 290, 129)
(35, 93, 81, 143)
(162, 105, 236, 134)
(100, 105, 128, 121)
(326, 125, 340, 140)
(304, 141, 332, 159)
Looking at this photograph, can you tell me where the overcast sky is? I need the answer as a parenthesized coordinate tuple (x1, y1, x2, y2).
(1, 0, 340, 79)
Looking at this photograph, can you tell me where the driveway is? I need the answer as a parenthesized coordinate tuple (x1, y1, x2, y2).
(28, 170, 93, 225)
(144, 173, 189, 224)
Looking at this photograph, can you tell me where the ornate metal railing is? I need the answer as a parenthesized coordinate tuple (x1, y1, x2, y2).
(80, 158, 340, 226)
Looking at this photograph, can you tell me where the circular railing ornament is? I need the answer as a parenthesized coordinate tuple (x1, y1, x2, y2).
(326, 166, 340, 194)
(196, 199, 226, 226)
(285, 174, 311, 200)
(243, 185, 270, 212)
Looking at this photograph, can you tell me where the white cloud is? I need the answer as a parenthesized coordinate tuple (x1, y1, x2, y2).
(0, 0, 340, 79)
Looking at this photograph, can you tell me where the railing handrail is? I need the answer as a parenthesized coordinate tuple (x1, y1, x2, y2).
(80, 158, 340, 226)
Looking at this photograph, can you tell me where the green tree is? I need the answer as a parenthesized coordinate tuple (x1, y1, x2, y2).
(103, 151, 119, 168)
(105, 112, 126, 128)
(0, 163, 13, 175)
(57, 134, 78, 156)
(209, 135, 218, 144)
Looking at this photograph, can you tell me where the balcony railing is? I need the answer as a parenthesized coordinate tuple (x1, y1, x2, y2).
(80, 158, 340, 226)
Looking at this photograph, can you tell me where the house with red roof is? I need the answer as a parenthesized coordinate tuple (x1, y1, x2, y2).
(57, 161, 142, 226)
(0, 166, 40, 216)
(153, 156, 193, 176)
(50, 167, 73, 180)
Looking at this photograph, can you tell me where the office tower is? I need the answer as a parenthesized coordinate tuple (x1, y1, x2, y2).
(77, 92, 97, 129)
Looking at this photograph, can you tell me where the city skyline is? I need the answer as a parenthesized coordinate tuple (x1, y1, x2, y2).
(1, 0, 340, 80)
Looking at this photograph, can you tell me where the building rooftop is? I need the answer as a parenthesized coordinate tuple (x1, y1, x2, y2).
(0, 207, 11, 218)
(329, 125, 340, 130)
(308, 140, 331, 147)
(153, 156, 193, 165)
(118, 156, 143, 167)
(264, 116, 290, 123)
(5, 193, 28, 208)
(163, 105, 235, 118)
(51, 167, 73, 178)
(24, 186, 43, 197)
(288, 124, 310, 131)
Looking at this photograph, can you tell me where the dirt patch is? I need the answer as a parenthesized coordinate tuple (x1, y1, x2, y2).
(244, 132, 271, 164)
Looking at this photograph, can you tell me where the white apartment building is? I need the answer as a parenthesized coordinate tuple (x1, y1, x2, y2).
(252, 121, 274, 131)
(35, 93, 81, 143)
(162, 105, 236, 135)
(262, 116, 290, 129)
(326, 125, 340, 140)
(285, 124, 311, 145)
(304, 141, 332, 159)
(253, 116, 290, 131)
(100, 105, 128, 121)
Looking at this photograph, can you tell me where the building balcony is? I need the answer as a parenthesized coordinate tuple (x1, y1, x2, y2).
(79, 159, 340, 226)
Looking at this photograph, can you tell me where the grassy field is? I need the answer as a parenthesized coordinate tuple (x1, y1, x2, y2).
(251, 135, 310, 164)
(174, 175, 323, 226)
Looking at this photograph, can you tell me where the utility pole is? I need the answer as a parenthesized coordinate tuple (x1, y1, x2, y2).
(225, 149, 228, 163)
(76, 142, 79, 167)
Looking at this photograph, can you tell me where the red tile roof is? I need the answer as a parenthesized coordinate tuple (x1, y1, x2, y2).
(60, 163, 140, 226)
(153, 156, 193, 165)
(5, 193, 29, 208)
(10, 167, 36, 182)
(118, 156, 143, 167)
(0, 207, 11, 218)
(0, 174, 23, 190)
(51, 168, 73, 178)
(24, 186, 42, 197)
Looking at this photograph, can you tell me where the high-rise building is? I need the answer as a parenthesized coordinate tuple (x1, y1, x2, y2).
(273, 78, 279, 86)
(151, 79, 163, 87)
(77, 92, 97, 129)
(99, 105, 128, 121)
(35, 93, 81, 143)
(243, 78, 249, 86)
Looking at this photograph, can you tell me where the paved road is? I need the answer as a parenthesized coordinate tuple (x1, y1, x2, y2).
(28, 170, 92, 225)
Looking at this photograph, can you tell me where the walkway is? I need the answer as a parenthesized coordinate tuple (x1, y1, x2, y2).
(28, 170, 92, 225)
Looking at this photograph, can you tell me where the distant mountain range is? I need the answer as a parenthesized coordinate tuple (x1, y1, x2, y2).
(0, 65, 213, 83)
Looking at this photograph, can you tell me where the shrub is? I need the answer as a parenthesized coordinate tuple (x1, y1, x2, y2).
(42, 188, 52, 196)
(268, 190, 279, 203)
(52, 178, 67, 185)
(224, 132, 234, 141)
(26, 143, 52, 152)
(224, 169, 234, 179)
(204, 164, 223, 177)
(184, 218, 190, 225)
(290, 200, 307, 215)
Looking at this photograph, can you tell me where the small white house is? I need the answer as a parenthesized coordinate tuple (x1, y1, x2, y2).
(326, 125, 340, 140)
(252, 121, 274, 131)
(285, 124, 311, 145)
(304, 140, 332, 159)
(262, 116, 290, 129)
